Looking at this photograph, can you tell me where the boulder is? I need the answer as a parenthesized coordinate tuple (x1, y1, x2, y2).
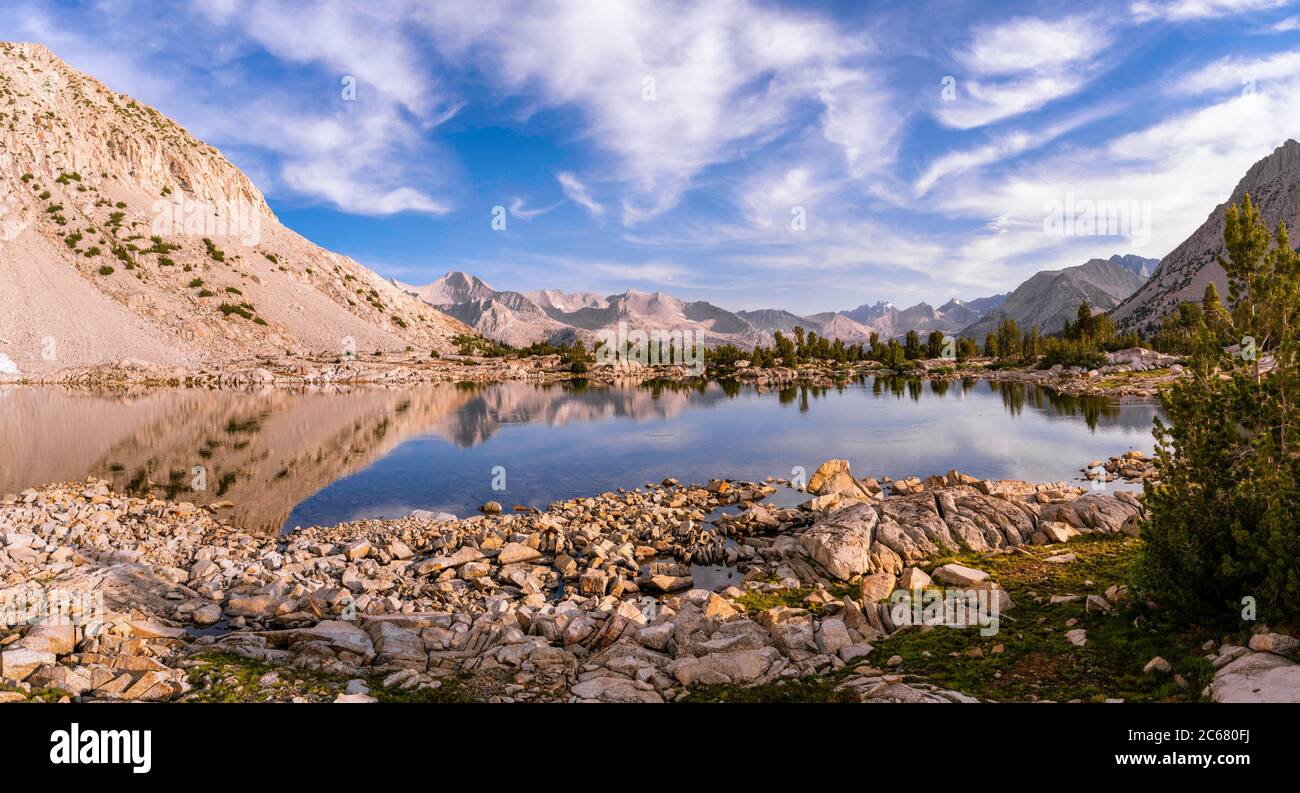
(807, 459, 869, 499)
(898, 567, 932, 590)
(666, 646, 783, 687)
(498, 542, 542, 565)
(1210, 652, 1300, 703)
(798, 503, 879, 580)
(1038, 493, 1142, 534)
(932, 563, 989, 587)
(570, 677, 664, 703)
(858, 572, 896, 603)
(1248, 632, 1299, 656)
(0, 645, 55, 681)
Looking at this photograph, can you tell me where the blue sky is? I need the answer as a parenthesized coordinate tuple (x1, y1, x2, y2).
(5, 0, 1300, 313)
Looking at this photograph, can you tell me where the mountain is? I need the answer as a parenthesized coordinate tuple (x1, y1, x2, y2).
(397, 272, 576, 346)
(1112, 140, 1300, 334)
(1108, 254, 1158, 281)
(964, 293, 1011, 316)
(841, 297, 1006, 339)
(412, 268, 1012, 348)
(803, 312, 876, 342)
(410, 275, 771, 347)
(0, 43, 471, 377)
(525, 289, 609, 316)
(960, 256, 1150, 339)
(405, 271, 497, 306)
(841, 301, 894, 325)
(734, 308, 812, 335)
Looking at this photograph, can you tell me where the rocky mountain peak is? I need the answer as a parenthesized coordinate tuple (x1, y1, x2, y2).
(1112, 139, 1300, 333)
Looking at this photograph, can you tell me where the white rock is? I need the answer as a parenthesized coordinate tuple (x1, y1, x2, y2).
(932, 563, 989, 586)
(1210, 652, 1300, 703)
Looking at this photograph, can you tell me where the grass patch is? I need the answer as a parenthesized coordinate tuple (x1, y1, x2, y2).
(873, 536, 1216, 702)
(683, 672, 859, 703)
(182, 650, 480, 703)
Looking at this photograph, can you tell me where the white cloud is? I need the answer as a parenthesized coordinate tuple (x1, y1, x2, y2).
(412, 0, 896, 223)
(1177, 49, 1300, 94)
(926, 82, 1300, 292)
(936, 16, 1112, 129)
(1132, 0, 1291, 22)
(199, 98, 456, 216)
(507, 197, 562, 221)
(957, 16, 1112, 76)
(556, 172, 605, 217)
(915, 104, 1121, 196)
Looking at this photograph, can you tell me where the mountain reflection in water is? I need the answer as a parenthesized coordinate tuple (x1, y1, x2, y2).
(0, 377, 1160, 534)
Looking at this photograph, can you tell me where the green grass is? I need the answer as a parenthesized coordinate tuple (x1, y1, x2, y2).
(872, 536, 1217, 702)
(683, 674, 860, 703)
(182, 651, 480, 703)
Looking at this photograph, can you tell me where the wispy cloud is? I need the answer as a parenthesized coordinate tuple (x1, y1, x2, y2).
(936, 15, 1113, 129)
(1131, 0, 1292, 23)
(508, 197, 563, 221)
(556, 172, 605, 217)
(412, 0, 895, 224)
(915, 104, 1121, 197)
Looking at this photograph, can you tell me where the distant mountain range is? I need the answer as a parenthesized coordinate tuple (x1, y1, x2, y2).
(1112, 139, 1300, 334)
(402, 139, 1300, 350)
(398, 270, 1023, 348)
(959, 254, 1156, 339)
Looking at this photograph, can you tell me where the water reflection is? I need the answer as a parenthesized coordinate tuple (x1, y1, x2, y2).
(0, 377, 1160, 533)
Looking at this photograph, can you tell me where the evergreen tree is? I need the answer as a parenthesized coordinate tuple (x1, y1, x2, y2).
(904, 329, 922, 361)
(1139, 195, 1300, 624)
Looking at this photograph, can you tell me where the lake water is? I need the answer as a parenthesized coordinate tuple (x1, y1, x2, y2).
(0, 377, 1161, 534)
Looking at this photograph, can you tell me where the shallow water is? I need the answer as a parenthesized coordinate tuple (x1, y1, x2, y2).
(0, 377, 1160, 533)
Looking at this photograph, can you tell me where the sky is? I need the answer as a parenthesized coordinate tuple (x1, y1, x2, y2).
(4, 0, 1300, 313)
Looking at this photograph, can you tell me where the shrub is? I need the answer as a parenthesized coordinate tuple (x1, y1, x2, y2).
(203, 238, 226, 262)
(97, 265, 114, 275)
(188, 278, 204, 288)
(219, 302, 254, 319)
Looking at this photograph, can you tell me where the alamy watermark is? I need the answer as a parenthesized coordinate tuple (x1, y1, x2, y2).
(889, 586, 1002, 637)
(1, 586, 106, 633)
(1043, 192, 1152, 247)
(594, 321, 706, 376)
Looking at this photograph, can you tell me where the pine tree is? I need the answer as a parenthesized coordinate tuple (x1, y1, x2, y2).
(1139, 195, 1300, 624)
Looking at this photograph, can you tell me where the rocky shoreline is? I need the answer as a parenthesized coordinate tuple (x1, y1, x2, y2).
(4, 458, 1292, 704)
(0, 345, 1188, 399)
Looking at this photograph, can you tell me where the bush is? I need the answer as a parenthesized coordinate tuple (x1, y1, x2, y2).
(219, 302, 254, 319)
(97, 265, 114, 275)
